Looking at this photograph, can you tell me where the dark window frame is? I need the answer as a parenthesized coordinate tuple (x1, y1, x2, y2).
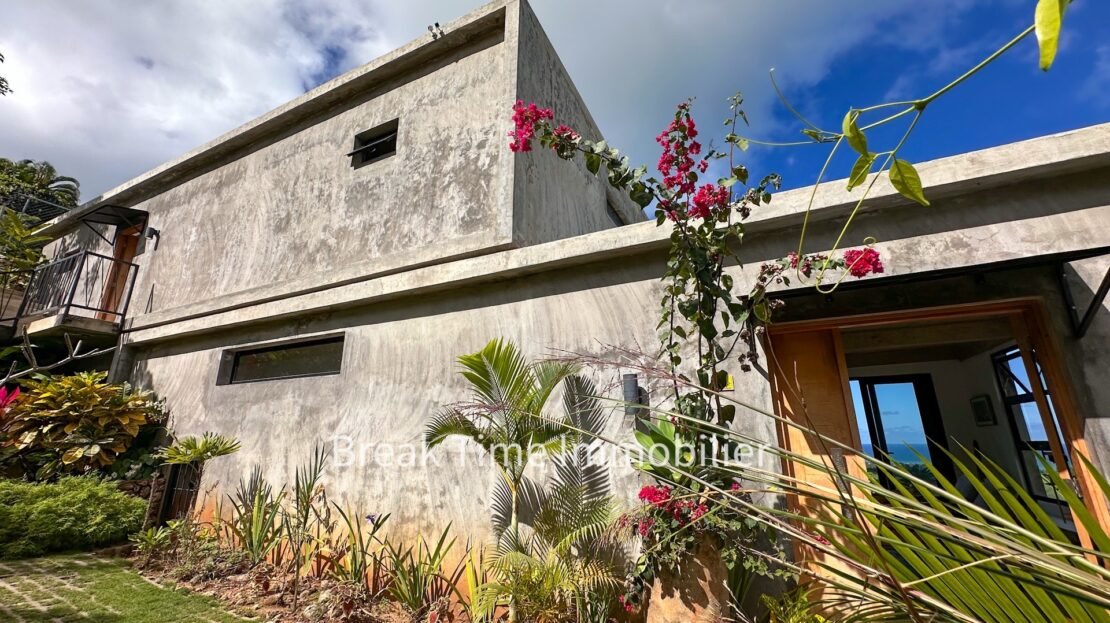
(348, 119, 399, 169)
(216, 334, 345, 385)
(990, 346, 1071, 504)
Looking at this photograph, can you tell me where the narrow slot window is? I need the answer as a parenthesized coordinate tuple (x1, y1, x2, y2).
(218, 335, 344, 385)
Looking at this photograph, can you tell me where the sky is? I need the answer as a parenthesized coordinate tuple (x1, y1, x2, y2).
(0, 0, 1107, 201)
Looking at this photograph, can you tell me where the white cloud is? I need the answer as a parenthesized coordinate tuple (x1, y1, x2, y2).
(0, 0, 976, 201)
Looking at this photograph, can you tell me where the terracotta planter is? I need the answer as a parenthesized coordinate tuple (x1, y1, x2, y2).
(645, 537, 730, 623)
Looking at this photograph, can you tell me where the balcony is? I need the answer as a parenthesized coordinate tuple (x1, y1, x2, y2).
(0, 250, 138, 342)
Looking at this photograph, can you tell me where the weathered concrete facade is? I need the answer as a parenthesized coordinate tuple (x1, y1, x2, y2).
(38, 0, 1110, 544)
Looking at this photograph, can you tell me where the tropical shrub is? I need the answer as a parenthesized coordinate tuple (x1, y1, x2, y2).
(226, 466, 283, 566)
(0, 476, 145, 558)
(130, 525, 173, 564)
(477, 375, 625, 623)
(1, 371, 164, 478)
(0, 208, 48, 279)
(385, 524, 464, 617)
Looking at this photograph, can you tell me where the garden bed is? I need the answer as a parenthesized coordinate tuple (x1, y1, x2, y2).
(137, 560, 416, 623)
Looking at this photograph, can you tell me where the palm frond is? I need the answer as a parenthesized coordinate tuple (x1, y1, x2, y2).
(491, 474, 547, 535)
(424, 407, 487, 449)
(458, 338, 537, 411)
(159, 432, 240, 465)
(530, 360, 580, 413)
(562, 375, 606, 440)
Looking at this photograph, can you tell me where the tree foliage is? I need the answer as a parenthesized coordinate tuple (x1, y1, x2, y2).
(1, 371, 165, 478)
(0, 158, 80, 208)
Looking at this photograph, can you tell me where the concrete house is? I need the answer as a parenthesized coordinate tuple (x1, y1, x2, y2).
(4, 0, 1110, 547)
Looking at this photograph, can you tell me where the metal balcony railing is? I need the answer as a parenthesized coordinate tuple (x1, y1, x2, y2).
(0, 269, 31, 329)
(1, 250, 138, 332)
(1, 192, 72, 222)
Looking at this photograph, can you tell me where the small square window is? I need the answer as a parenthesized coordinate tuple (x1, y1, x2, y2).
(217, 335, 344, 385)
(348, 119, 398, 169)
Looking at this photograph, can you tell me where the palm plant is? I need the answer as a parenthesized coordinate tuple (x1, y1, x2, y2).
(0, 158, 80, 207)
(0, 209, 48, 279)
(425, 338, 578, 543)
(158, 432, 240, 465)
(478, 376, 624, 623)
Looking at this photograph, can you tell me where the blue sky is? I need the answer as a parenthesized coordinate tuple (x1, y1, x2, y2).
(0, 0, 1106, 199)
(743, 0, 1110, 191)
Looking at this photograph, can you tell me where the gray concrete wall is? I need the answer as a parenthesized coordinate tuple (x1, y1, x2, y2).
(127, 246, 779, 544)
(127, 27, 514, 318)
(37, 0, 644, 332)
(510, 0, 642, 243)
(123, 137, 1110, 545)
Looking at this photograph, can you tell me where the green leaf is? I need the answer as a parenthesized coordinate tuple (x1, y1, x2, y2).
(841, 110, 868, 155)
(732, 165, 749, 185)
(629, 182, 654, 207)
(1035, 0, 1067, 71)
(846, 153, 875, 191)
(719, 404, 736, 425)
(585, 152, 601, 175)
(753, 301, 770, 323)
(719, 176, 738, 188)
(889, 158, 930, 206)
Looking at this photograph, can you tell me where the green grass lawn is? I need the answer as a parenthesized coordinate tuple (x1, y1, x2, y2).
(0, 555, 248, 623)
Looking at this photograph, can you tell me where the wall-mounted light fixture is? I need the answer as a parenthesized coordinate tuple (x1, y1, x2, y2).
(622, 373, 648, 422)
(144, 226, 160, 250)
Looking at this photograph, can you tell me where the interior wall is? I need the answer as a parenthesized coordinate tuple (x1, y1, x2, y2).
(848, 352, 1022, 481)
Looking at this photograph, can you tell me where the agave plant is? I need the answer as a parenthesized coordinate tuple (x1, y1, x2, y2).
(385, 524, 465, 616)
(331, 506, 390, 597)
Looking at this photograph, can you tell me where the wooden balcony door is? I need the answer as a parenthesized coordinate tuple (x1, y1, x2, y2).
(97, 225, 141, 321)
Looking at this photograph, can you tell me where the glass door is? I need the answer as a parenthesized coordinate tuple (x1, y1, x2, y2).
(850, 374, 953, 483)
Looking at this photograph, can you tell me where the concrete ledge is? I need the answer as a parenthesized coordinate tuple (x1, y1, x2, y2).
(121, 122, 1110, 339)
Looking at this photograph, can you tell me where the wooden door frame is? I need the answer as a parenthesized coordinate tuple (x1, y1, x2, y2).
(98, 224, 141, 320)
(767, 296, 1110, 546)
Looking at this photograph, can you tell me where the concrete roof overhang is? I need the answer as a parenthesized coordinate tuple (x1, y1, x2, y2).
(120, 123, 1110, 345)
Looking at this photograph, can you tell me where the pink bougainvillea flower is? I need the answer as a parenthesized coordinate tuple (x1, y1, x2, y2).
(843, 247, 884, 278)
(638, 485, 672, 506)
(552, 124, 579, 141)
(690, 184, 729, 220)
(508, 100, 554, 152)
